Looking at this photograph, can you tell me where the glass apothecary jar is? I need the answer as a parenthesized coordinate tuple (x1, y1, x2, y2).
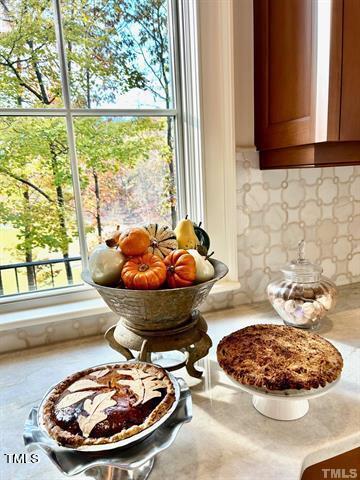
(267, 241, 337, 329)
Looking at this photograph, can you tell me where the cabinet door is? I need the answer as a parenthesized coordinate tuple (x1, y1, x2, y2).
(340, 0, 360, 140)
(254, 0, 316, 150)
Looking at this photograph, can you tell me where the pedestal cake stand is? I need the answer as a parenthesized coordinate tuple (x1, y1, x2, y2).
(227, 375, 340, 420)
(82, 259, 228, 378)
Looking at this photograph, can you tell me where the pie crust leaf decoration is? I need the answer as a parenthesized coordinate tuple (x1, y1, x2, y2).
(116, 368, 150, 379)
(117, 378, 144, 405)
(89, 369, 109, 379)
(117, 370, 165, 406)
(56, 390, 96, 410)
(78, 390, 117, 438)
(68, 379, 103, 392)
(142, 378, 163, 404)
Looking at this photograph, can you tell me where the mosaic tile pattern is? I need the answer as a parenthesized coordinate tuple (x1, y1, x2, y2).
(235, 150, 360, 302)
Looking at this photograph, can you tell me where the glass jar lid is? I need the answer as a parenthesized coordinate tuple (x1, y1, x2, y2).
(281, 240, 323, 283)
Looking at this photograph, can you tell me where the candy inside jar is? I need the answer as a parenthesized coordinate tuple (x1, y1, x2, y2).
(267, 240, 337, 329)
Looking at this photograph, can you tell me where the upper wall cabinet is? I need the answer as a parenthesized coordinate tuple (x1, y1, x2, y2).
(254, 0, 360, 169)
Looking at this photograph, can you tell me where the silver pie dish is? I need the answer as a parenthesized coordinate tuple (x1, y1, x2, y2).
(37, 361, 181, 452)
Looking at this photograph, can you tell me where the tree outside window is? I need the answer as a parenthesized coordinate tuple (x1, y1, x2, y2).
(0, 0, 179, 296)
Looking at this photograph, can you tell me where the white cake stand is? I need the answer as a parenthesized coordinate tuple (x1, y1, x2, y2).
(226, 375, 340, 421)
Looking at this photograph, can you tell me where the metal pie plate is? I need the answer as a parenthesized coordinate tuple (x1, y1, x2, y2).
(24, 377, 192, 478)
(36, 361, 181, 452)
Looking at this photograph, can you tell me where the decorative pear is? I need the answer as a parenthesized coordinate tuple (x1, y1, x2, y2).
(174, 216, 199, 250)
(188, 249, 215, 283)
(89, 244, 126, 287)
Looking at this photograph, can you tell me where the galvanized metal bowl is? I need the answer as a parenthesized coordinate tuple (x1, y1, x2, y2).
(82, 259, 228, 331)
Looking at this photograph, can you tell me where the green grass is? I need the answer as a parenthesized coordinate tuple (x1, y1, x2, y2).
(0, 226, 83, 296)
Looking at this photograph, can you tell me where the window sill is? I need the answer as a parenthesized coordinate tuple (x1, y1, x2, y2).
(0, 297, 112, 332)
(210, 280, 241, 295)
(0, 280, 240, 332)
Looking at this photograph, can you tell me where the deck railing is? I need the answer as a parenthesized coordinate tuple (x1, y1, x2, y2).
(0, 256, 82, 296)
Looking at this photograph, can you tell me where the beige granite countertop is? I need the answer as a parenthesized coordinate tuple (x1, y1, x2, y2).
(0, 283, 359, 480)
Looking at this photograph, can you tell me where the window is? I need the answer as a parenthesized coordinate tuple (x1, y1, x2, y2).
(0, 0, 188, 298)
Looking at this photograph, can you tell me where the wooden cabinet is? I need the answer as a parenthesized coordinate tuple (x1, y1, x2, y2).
(340, 0, 360, 141)
(254, 0, 360, 169)
(254, 0, 315, 151)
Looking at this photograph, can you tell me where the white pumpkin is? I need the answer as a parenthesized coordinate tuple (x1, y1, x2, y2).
(89, 244, 126, 287)
(188, 249, 215, 283)
(144, 223, 178, 259)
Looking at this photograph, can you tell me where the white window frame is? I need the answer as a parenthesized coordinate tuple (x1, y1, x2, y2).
(197, 0, 238, 284)
(0, 0, 239, 330)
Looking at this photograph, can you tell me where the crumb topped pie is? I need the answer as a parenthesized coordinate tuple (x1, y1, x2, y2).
(42, 362, 176, 448)
(217, 324, 343, 391)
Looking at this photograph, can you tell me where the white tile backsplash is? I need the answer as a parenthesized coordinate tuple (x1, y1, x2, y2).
(235, 150, 360, 302)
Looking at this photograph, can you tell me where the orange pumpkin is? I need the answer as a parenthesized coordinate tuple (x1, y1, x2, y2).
(121, 253, 166, 290)
(164, 249, 196, 288)
(118, 227, 150, 256)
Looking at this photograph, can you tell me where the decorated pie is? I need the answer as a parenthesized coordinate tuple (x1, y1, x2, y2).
(41, 362, 176, 448)
(217, 324, 343, 391)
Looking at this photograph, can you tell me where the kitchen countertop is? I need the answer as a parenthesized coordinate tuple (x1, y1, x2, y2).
(0, 283, 359, 480)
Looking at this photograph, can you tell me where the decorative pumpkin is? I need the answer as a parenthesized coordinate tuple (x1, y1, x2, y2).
(121, 253, 166, 290)
(164, 249, 196, 288)
(144, 223, 178, 259)
(118, 227, 150, 256)
(89, 244, 126, 287)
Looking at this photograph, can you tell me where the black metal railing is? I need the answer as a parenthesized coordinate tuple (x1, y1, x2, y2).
(0, 256, 82, 296)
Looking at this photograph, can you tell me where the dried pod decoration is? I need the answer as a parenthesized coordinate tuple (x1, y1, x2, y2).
(105, 225, 121, 248)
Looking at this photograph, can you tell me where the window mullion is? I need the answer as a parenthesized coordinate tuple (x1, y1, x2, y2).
(168, 0, 187, 219)
(71, 109, 177, 117)
(52, 0, 89, 268)
(0, 108, 177, 117)
(0, 109, 67, 116)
